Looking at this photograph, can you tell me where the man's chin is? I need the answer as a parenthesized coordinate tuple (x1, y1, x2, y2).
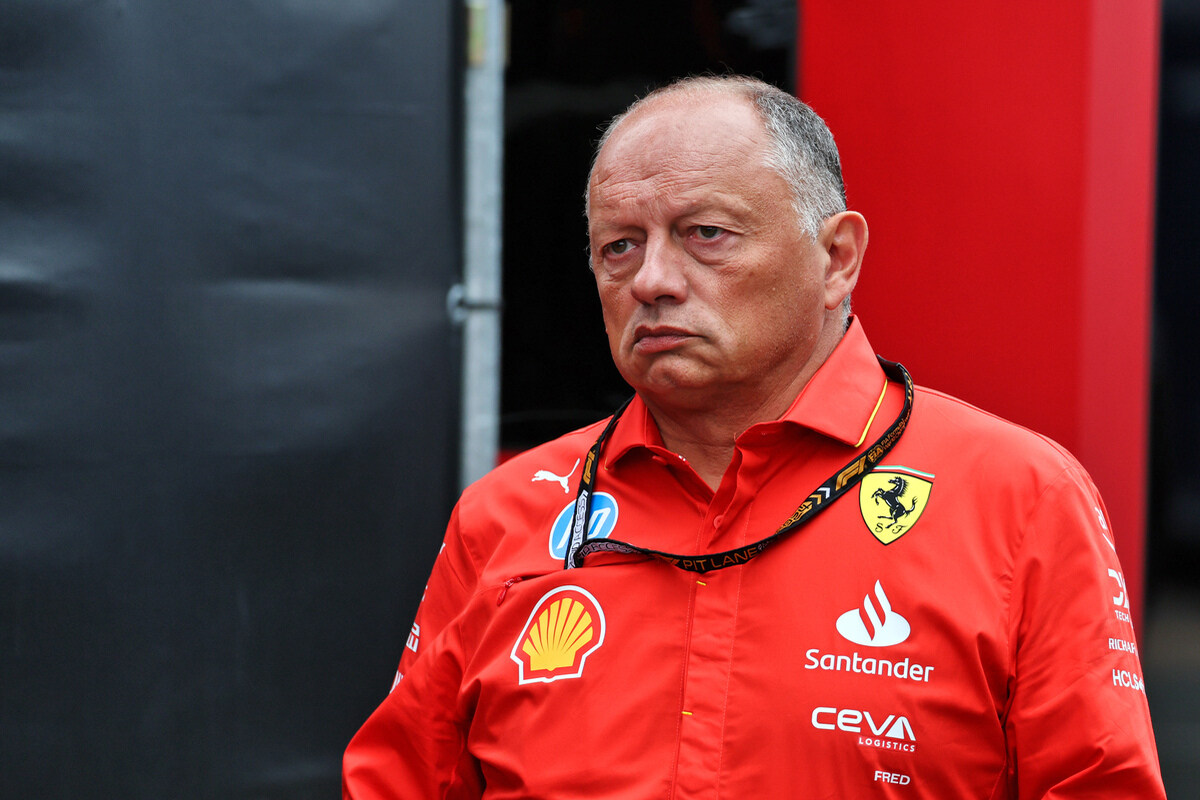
(625, 364, 722, 403)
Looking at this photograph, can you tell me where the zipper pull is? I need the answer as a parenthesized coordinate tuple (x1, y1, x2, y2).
(497, 576, 523, 606)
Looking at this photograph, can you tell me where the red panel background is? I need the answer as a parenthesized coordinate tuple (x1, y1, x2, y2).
(799, 1, 1159, 630)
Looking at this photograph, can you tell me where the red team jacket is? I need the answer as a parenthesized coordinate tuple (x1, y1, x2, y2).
(343, 320, 1165, 799)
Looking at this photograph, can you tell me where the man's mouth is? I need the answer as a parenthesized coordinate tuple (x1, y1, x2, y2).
(633, 325, 695, 354)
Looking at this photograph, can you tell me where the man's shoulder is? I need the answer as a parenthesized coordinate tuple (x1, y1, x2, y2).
(910, 384, 1085, 476)
(452, 417, 612, 530)
(446, 419, 613, 581)
(469, 419, 609, 497)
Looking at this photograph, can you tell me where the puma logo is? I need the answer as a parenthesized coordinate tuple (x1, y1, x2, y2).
(532, 459, 580, 494)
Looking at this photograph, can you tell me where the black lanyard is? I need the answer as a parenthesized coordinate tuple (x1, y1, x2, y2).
(564, 357, 913, 573)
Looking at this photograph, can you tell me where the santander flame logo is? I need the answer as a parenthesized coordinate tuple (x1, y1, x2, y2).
(836, 581, 911, 647)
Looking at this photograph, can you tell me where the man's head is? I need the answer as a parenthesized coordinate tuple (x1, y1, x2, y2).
(586, 75, 867, 417)
(588, 76, 848, 244)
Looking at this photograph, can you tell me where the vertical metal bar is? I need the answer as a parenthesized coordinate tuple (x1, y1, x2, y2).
(459, 0, 506, 488)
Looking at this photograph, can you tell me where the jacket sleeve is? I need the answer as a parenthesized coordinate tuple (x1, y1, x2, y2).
(1003, 466, 1165, 798)
(343, 502, 484, 799)
(395, 502, 479, 683)
(342, 615, 483, 799)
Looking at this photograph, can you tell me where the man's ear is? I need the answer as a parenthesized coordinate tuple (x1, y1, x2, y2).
(820, 211, 868, 310)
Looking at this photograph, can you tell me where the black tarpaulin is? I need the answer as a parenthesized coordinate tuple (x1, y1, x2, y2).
(1, 2, 461, 796)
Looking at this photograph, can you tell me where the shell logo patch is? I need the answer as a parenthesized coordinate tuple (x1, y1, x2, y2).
(511, 585, 606, 685)
(859, 466, 934, 544)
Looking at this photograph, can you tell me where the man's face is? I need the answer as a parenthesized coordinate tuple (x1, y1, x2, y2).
(587, 92, 841, 412)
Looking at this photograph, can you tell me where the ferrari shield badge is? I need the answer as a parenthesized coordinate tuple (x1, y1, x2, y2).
(859, 466, 934, 544)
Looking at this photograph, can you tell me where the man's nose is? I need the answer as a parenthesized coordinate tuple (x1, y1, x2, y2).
(630, 235, 688, 305)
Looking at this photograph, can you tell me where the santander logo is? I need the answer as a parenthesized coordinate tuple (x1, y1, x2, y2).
(836, 581, 911, 647)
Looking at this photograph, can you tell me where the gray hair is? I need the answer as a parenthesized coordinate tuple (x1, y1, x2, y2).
(587, 75, 848, 241)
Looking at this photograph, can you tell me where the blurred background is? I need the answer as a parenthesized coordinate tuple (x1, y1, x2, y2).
(1, 0, 1196, 797)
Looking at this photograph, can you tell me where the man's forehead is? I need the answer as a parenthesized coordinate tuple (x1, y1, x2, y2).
(590, 180, 754, 222)
(591, 93, 767, 185)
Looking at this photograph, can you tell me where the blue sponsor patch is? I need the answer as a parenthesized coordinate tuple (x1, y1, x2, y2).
(548, 492, 619, 560)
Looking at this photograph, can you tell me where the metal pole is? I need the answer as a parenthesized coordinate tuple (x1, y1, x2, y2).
(456, 0, 506, 488)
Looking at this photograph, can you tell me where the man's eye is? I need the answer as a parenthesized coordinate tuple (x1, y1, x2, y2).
(605, 239, 631, 255)
(696, 226, 724, 240)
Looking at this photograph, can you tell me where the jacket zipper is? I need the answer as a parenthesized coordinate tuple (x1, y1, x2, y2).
(496, 576, 524, 605)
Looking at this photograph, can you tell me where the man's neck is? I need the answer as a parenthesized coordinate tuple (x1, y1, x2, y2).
(636, 318, 847, 491)
(642, 374, 809, 491)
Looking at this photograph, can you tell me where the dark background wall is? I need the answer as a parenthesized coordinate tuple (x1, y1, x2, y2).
(1153, 0, 1200, 590)
(1145, 0, 1200, 791)
(500, 0, 796, 449)
(0, 2, 460, 796)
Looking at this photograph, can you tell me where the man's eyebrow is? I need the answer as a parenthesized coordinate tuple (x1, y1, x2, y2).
(678, 195, 755, 220)
(589, 189, 754, 225)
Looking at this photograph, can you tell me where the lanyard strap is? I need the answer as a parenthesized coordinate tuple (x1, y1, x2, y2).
(564, 357, 913, 573)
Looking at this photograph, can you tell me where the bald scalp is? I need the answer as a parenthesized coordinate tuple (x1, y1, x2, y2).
(587, 76, 847, 242)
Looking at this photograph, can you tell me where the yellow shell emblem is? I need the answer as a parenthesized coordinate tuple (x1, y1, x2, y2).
(511, 586, 606, 684)
(859, 467, 934, 545)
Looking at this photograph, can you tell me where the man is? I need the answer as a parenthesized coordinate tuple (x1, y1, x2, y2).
(344, 76, 1165, 798)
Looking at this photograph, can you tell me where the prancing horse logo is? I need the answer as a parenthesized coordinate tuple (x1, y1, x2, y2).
(532, 459, 580, 494)
(872, 477, 918, 527)
(859, 468, 934, 545)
